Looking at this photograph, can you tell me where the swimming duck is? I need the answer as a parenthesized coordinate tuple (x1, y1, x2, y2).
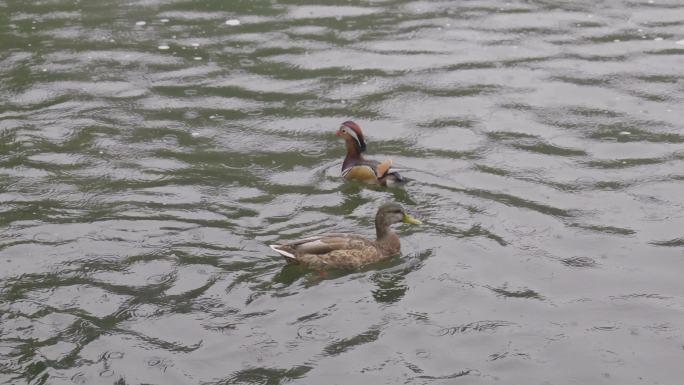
(336, 121, 405, 185)
(269, 203, 421, 269)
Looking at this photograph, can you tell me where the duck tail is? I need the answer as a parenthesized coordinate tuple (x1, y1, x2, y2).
(269, 244, 298, 263)
(381, 171, 406, 185)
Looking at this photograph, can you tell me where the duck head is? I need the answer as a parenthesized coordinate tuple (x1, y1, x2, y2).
(336, 121, 366, 153)
(375, 202, 421, 238)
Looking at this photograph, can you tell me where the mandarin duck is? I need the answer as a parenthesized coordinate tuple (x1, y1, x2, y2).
(336, 121, 405, 185)
(269, 203, 421, 269)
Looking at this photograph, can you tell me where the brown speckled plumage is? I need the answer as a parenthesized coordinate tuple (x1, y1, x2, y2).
(269, 203, 420, 269)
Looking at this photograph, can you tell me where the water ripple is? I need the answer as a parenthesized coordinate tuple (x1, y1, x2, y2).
(2, 0, 684, 384)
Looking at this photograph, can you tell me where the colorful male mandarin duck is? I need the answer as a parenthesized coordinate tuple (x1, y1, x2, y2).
(269, 203, 421, 269)
(336, 121, 405, 185)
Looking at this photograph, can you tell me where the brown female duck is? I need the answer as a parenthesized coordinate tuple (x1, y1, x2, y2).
(269, 203, 421, 269)
(336, 121, 404, 185)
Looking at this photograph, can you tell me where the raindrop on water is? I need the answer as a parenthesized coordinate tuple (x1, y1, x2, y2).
(239, 58, 255, 67)
(158, 44, 170, 50)
(135, 21, 146, 26)
(71, 373, 87, 384)
(106, 351, 124, 359)
(147, 358, 162, 366)
(225, 19, 240, 26)
(297, 325, 331, 341)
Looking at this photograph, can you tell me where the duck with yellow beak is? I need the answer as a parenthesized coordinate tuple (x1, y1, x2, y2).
(269, 203, 421, 269)
(336, 121, 405, 186)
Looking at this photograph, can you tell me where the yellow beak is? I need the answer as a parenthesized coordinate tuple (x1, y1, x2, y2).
(403, 213, 422, 225)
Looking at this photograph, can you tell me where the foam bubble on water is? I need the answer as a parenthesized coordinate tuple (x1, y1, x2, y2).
(191, 132, 200, 137)
(654, 37, 663, 41)
(619, 131, 631, 136)
(135, 21, 146, 26)
(225, 19, 240, 26)
(160, 18, 169, 23)
(158, 44, 170, 50)
(194, 57, 202, 60)
(613, 39, 620, 42)
(191, 43, 200, 47)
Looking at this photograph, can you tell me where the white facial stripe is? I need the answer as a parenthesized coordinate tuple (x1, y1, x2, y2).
(344, 127, 361, 145)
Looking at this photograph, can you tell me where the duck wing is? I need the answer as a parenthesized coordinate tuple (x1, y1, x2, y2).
(374, 159, 393, 177)
(270, 233, 380, 268)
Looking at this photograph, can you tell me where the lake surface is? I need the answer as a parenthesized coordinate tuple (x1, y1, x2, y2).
(1, 0, 684, 384)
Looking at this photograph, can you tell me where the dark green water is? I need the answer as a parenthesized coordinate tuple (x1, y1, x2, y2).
(1, 0, 684, 384)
